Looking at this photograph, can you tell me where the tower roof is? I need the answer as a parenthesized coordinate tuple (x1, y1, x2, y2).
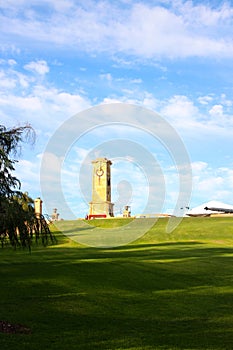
(92, 157, 112, 164)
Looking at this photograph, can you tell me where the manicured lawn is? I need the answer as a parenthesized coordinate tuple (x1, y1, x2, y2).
(0, 217, 233, 349)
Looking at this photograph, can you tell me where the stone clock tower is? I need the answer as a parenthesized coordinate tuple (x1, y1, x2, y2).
(89, 157, 114, 217)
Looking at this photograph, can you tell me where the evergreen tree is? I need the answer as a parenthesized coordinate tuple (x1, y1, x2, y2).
(0, 124, 54, 249)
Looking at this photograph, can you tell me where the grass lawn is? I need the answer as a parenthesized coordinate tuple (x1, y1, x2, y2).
(0, 217, 233, 349)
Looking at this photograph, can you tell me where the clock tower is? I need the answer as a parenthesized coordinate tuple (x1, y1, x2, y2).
(89, 158, 114, 217)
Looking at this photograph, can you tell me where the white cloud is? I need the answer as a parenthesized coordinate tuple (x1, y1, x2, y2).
(1, 57, 233, 138)
(0, 70, 16, 89)
(0, 63, 34, 89)
(160, 95, 199, 128)
(1, 1, 233, 59)
(99, 73, 112, 82)
(209, 104, 224, 117)
(192, 161, 208, 174)
(190, 161, 233, 206)
(24, 60, 49, 75)
(0, 93, 42, 111)
(130, 78, 142, 84)
(8, 59, 17, 65)
(198, 95, 214, 105)
(14, 71, 31, 88)
(178, 1, 233, 27)
(0, 63, 91, 130)
(208, 104, 233, 127)
(51, 91, 91, 116)
(152, 94, 233, 137)
(220, 94, 232, 107)
(101, 92, 160, 111)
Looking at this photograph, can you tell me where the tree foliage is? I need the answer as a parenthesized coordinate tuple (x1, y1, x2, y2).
(0, 124, 55, 249)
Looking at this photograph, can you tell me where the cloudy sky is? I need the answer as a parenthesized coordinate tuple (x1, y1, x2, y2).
(1, 0, 233, 219)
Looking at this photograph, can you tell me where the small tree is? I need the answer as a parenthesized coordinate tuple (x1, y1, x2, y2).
(0, 124, 54, 249)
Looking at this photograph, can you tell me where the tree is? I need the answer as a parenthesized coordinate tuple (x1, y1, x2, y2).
(0, 124, 54, 249)
(0, 124, 34, 196)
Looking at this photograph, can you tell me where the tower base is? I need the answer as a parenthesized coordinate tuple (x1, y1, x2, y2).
(89, 201, 114, 217)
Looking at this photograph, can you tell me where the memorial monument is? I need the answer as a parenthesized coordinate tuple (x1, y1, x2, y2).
(89, 157, 114, 218)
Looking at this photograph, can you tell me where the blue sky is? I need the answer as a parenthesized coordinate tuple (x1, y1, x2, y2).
(1, 0, 233, 219)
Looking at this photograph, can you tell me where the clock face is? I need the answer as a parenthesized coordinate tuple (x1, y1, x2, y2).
(96, 168, 104, 177)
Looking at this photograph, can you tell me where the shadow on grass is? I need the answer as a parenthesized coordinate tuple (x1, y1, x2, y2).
(52, 223, 95, 235)
(8, 306, 232, 350)
(43, 238, 233, 263)
(1, 235, 233, 350)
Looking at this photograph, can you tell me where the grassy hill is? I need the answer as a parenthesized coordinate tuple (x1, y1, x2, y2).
(55, 216, 233, 246)
(0, 217, 233, 349)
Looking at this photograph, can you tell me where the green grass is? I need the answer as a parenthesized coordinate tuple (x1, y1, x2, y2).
(0, 217, 233, 349)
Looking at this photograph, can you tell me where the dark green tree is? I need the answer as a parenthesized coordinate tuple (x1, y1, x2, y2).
(0, 124, 54, 249)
